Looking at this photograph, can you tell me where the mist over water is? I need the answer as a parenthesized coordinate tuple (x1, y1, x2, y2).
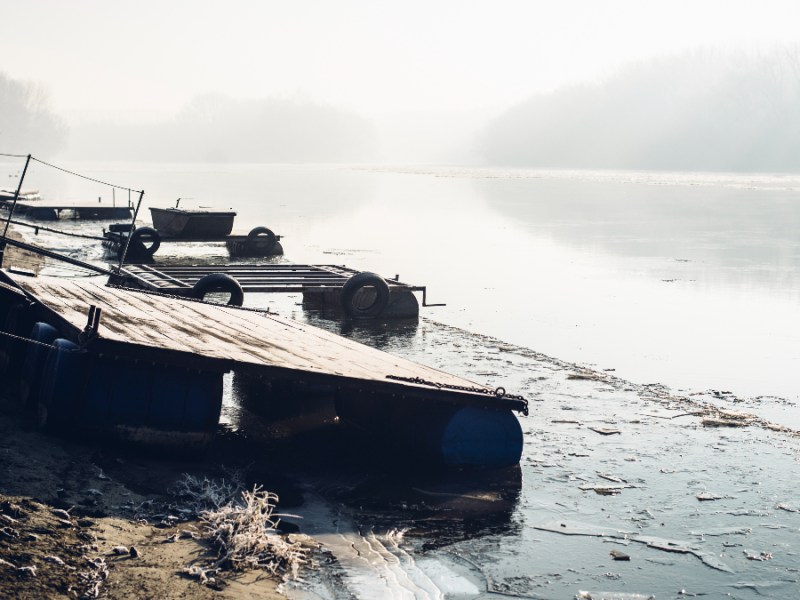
(7, 161, 799, 422)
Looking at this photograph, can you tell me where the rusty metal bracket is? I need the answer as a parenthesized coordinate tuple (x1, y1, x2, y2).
(79, 304, 102, 346)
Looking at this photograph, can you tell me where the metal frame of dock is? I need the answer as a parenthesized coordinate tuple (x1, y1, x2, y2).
(116, 263, 442, 308)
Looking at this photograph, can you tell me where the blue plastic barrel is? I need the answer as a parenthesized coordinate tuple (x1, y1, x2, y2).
(19, 322, 59, 405)
(336, 395, 524, 468)
(38, 338, 83, 431)
(80, 357, 223, 434)
(439, 407, 523, 467)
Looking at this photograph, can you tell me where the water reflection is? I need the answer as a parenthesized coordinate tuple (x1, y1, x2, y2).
(472, 172, 800, 292)
(302, 310, 419, 351)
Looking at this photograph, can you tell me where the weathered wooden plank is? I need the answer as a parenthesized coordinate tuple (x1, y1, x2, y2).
(14, 275, 476, 389)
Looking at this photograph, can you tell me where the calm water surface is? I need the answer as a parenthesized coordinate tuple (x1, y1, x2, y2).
(5, 161, 800, 598)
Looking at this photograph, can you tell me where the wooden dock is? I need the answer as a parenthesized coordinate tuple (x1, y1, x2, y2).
(4, 202, 133, 220)
(0, 271, 526, 466)
(8, 273, 524, 413)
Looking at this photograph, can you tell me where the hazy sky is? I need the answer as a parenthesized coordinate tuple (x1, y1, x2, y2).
(3, 0, 799, 122)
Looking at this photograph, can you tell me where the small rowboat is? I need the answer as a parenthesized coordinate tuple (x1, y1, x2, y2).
(149, 207, 237, 238)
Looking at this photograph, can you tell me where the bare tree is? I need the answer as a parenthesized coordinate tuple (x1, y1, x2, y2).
(0, 72, 66, 155)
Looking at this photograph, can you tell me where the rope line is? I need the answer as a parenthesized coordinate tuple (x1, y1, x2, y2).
(29, 157, 143, 194)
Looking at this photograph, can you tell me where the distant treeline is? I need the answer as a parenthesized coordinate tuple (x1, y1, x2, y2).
(0, 72, 66, 156)
(68, 94, 377, 163)
(480, 48, 800, 172)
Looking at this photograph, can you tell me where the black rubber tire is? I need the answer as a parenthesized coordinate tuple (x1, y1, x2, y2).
(246, 226, 277, 254)
(340, 272, 390, 319)
(192, 273, 245, 306)
(130, 226, 161, 256)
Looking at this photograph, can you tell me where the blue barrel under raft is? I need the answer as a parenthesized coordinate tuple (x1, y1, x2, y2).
(36, 346, 224, 446)
(18, 321, 60, 406)
(335, 396, 524, 469)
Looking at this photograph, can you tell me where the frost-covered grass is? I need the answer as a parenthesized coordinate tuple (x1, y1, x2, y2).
(202, 486, 307, 576)
(172, 472, 244, 511)
(173, 474, 307, 584)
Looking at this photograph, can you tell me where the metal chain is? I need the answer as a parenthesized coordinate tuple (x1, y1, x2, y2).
(385, 374, 529, 415)
(0, 328, 59, 350)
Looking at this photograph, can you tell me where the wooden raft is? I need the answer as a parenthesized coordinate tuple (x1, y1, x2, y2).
(12, 275, 526, 412)
(9, 202, 133, 220)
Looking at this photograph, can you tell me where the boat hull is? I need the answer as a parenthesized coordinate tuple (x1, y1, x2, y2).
(149, 207, 236, 238)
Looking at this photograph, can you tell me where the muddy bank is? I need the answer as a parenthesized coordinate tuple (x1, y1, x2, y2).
(0, 388, 301, 599)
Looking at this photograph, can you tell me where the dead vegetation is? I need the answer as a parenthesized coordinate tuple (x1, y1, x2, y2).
(171, 474, 309, 588)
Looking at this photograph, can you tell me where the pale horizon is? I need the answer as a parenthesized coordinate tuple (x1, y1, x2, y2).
(3, 0, 799, 123)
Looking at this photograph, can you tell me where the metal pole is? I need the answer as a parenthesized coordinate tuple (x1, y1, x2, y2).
(1, 153, 32, 239)
(1, 234, 115, 276)
(118, 189, 145, 269)
(0, 153, 32, 265)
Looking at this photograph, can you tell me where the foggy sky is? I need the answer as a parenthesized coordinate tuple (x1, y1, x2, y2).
(3, 1, 799, 121)
(2, 1, 800, 166)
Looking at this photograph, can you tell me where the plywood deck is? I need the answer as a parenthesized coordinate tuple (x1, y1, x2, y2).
(9, 274, 525, 412)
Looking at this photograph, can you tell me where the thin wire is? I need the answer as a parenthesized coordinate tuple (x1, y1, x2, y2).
(30, 157, 143, 193)
(0, 152, 29, 159)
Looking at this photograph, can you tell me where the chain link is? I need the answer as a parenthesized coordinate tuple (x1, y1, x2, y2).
(385, 374, 529, 415)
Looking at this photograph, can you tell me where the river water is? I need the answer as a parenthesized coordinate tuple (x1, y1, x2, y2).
(4, 161, 800, 598)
